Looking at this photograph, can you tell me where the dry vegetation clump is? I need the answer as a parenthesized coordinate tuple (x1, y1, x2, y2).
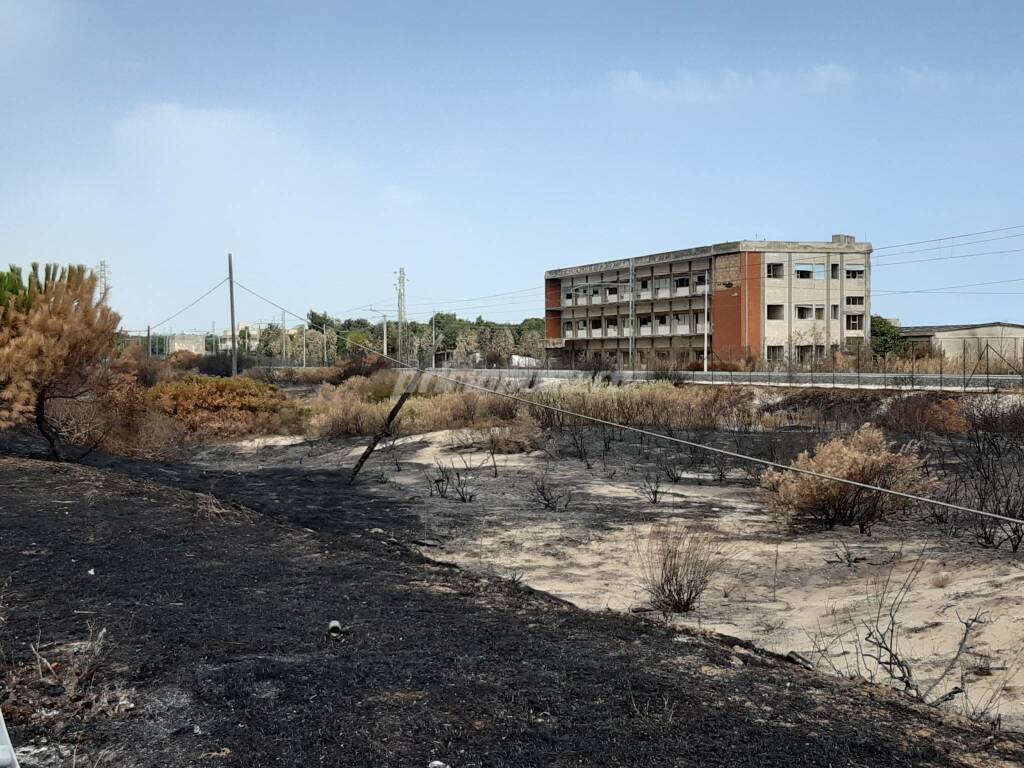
(149, 375, 302, 438)
(1, 625, 133, 727)
(880, 392, 970, 436)
(527, 383, 760, 432)
(761, 425, 937, 534)
(635, 523, 730, 614)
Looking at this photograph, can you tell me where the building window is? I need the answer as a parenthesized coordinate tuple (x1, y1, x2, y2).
(638, 316, 651, 327)
(796, 304, 815, 320)
(814, 305, 825, 320)
(766, 263, 784, 279)
(673, 313, 689, 331)
(831, 263, 840, 280)
(846, 296, 864, 306)
(846, 314, 864, 331)
(831, 304, 839, 320)
(591, 318, 602, 329)
(795, 263, 814, 279)
(674, 276, 690, 289)
(606, 286, 617, 297)
(563, 322, 571, 334)
(606, 317, 618, 328)
(655, 277, 670, 291)
(564, 291, 572, 300)
(766, 304, 784, 320)
(640, 278, 650, 290)
(696, 274, 707, 286)
(590, 285, 600, 296)
(656, 314, 668, 326)
(846, 264, 865, 279)
(766, 345, 785, 362)
(814, 264, 826, 280)
(576, 319, 586, 330)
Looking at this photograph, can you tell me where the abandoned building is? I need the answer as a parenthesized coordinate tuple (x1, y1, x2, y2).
(544, 234, 872, 367)
(898, 322, 1024, 361)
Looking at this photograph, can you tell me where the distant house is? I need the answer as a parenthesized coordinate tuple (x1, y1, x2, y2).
(898, 322, 1024, 359)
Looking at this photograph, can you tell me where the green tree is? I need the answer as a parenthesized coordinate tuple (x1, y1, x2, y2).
(870, 316, 908, 356)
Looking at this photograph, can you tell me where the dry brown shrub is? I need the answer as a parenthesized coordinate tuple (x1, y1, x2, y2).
(93, 374, 185, 459)
(149, 375, 299, 438)
(882, 394, 969, 435)
(761, 424, 937, 534)
(483, 411, 543, 454)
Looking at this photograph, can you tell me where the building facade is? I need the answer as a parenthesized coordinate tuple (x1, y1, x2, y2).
(544, 234, 872, 368)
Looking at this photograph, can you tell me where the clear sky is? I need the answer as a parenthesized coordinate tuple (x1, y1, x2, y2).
(2, 1, 1023, 332)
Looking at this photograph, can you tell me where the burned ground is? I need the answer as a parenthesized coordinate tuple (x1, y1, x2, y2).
(2, 441, 1024, 766)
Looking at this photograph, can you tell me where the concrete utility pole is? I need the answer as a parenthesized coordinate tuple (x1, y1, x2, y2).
(395, 267, 407, 366)
(302, 323, 307, 368)
(228, 253, 238, 376)
(146, 325, 151, 357)
(703, 269, 710, 373)
(431, 311, 437, 367)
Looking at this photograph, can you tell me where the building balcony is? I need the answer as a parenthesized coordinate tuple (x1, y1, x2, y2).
(591, 328, 603, 338)
(654, 288, 670, 299)
(639, 326, 652, 337)
(564, 329, 574, 338)
(639, 290, 652, 300)
(694, 284, 708, 295)
(656, 325, 671, 336)
(605, 327, 619, 337)
(621, 327, 632, 337)
(590, 294, 603, 305)
(672, 287, 690, 297)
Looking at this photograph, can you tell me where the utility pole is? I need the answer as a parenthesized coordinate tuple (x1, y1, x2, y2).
(228, 253, 238, 376)
(96, 260, 111, 302)
(431, 311, 437, 368)
(703, 269, 710, 373)
(302, 323, 307, 368)
(281, 309, 287, 365)
(146, 325, 151, 357)
(628, 258, 636, 370)
(395, 267, 407, 366)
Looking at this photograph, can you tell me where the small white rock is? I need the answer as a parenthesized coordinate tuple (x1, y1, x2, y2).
(428, 761, 450, 768)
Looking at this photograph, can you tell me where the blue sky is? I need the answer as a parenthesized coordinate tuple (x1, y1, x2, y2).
(2, 0, 1023, 332)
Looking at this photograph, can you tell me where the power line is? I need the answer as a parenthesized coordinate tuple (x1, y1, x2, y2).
(148, 278, 228, 330)
(873, 224, 1024, 251)
(872, 231, 1024, 259)
(872, 246, 1024, 269)
(874, 275, 1024, 296)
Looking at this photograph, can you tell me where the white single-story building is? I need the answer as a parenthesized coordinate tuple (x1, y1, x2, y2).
(898, 322, 1024, 360)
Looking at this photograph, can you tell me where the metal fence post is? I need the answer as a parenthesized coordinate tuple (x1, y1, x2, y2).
(962, 338, 967, 391)
(986, 342, 991, 391)
(939, 350, 943, 392)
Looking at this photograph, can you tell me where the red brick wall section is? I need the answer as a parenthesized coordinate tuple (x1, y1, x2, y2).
(545, 278, 562, 339)
(711, 252, 762, 362)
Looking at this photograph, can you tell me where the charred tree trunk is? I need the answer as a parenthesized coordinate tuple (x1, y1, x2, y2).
(34, 389, 65, 461)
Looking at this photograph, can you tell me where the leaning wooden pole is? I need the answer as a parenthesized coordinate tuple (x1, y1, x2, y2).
(348, 370, 423, 484)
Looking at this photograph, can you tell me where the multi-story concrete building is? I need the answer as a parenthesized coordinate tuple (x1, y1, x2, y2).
(544, 234, 872, 368)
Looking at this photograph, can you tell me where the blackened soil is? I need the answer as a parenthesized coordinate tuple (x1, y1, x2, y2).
(1, 449, 1023, 767)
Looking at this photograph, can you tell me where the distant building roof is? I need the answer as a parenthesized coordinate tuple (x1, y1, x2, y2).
(899, 322, 1024, 337)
